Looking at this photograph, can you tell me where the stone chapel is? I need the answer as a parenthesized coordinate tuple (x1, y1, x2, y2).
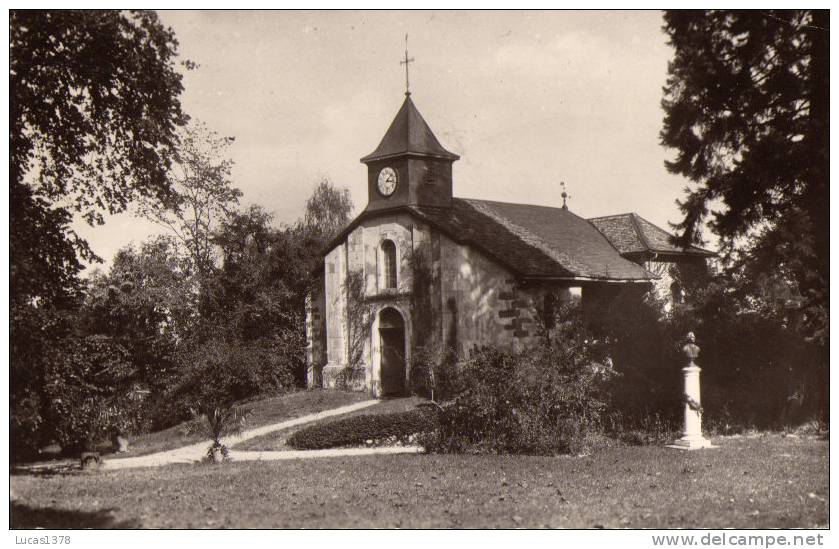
(306, 92, 713, 397)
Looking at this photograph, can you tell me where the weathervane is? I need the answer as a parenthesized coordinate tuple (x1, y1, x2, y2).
(560, 181, 571, 209)
(400, 33, 415, 95)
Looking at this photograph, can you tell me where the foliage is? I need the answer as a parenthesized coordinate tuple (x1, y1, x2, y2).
(9, 11, 361, 454)
(661, 10, 829, 344)
(600, 287, 683, 427)
(186, 405, 251, 463)
(82, 236, 190, 384)
(409, 344, 460, 402)
(208, 208, 307, 337)
(41, 335, 141, 452)
(428, 304, 615, 455)
(204, 206, 312, 383)
(336, 270, 373, 390)
(11, 306, 151, 459)
(10, 304, 70, 458)
(10, 10, 188, 305)
(286, 407, 438, 450)
(599, 278, 827, 432)
(670, 278, 827, 429)
(409, 345, 437, 398)
(159, 333, 297, 429)
(303, 178, 354, 244)
(140, 121, 241, 282)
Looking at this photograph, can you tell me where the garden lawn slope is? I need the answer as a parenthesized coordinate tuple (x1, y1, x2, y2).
(233, 396, 427, 451)
(11, 435, 827, 529)
(104, 390, 370, 459)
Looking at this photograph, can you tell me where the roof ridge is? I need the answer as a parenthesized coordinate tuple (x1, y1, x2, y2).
(588, 212, 636, 220)
(629, 212, 655, 252)
(463, 197, 569, 212)
(586, 216, 632, 257)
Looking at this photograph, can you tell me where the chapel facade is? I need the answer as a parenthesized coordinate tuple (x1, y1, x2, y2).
(306, 93, 712, 397)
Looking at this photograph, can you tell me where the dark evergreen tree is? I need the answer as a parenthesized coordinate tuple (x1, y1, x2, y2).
(661, 10, 828, 344)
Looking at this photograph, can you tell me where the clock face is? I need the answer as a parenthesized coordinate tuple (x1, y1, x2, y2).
(377, 167, 398, 197)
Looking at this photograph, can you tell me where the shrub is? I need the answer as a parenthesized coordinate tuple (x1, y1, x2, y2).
(600, 288, 683, 431)
(287, 407, 439, 450)
(426, 304, 615, 455)
(160, 332, 297, 427)
(408, 345, 460, 401)
(601, 281, 828, 432)
(186, 405, 251, 463)
(41, 335, 140, 453)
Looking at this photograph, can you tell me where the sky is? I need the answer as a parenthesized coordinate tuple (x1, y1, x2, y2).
(74, 10, 706, 269)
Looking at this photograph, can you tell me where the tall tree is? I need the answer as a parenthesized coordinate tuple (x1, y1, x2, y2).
(661, 10, 829, 344)
(303, 178, 354, 244)
(140, 121, 241, 282)
(10, 10, 189, 304)
(84, 236, 192, 358)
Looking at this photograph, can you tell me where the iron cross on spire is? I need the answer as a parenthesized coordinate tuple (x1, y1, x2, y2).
(400, 34, 415, 95)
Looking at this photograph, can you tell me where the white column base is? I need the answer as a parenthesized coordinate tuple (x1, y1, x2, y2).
(666, 435, 716, 451)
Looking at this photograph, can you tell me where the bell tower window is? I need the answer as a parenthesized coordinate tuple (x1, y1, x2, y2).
(381, 240, 397, 289)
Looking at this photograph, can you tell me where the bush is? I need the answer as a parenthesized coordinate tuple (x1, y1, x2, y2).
(186, 405, 251, 463)
(41, 335, 140, 452)
(600, 288, 683, 431)
(154, 332, 297, 429)
(601, 281, 828, 432)
(287, 407, 439, 450)
(409, 345, 460, 401)
(426, 304, 615, 455)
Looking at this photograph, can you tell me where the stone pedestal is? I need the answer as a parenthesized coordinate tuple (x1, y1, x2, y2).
(667, 333, 716, 451)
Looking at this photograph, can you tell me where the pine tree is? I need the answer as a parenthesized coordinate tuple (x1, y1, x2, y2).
(661, 10, 828, 344)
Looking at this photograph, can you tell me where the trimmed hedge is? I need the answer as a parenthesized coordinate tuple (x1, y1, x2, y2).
(287, 406, 439, 450)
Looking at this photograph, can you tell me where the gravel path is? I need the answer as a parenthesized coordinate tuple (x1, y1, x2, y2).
(228, 446, 423, 462)
(103, 399, 382, 470)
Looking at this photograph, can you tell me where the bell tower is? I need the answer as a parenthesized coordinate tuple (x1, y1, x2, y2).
(360, 93, 460, 212)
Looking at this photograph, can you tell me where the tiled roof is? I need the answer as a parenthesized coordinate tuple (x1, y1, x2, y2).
(325, 198, 653, 280)
(423, 199, 655, 280)
(588, 213, 715, 257)
(360, 94, 460, 163)
(325, 199, 671, 280)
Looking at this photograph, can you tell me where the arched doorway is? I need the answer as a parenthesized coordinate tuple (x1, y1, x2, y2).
(378, 307, 406, 397)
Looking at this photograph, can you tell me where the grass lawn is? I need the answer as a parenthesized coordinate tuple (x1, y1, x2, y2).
(10, 434, 827, 529)
(100, 390, 371, 459)
(232, 395, 427, 451)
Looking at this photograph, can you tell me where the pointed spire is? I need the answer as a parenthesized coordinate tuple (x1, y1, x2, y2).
(560, 181, 570, 209)
(360, 95, 460, 163)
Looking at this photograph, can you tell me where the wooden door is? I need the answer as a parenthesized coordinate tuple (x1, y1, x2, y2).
(379, 308, 406, 396)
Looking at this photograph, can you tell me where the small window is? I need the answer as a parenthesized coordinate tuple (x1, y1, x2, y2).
(381, 240, 397, 289)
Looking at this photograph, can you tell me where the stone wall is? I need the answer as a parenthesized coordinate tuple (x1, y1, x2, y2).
(314, 209, 656, 392)
(305, 278, 327, 387)
(320, 213, 422, 392)
(437, 234, 515, 356)
(322, 241, 348, 388)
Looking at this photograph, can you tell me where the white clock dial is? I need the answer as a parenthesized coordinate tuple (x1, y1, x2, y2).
(377, 167, 398, 196)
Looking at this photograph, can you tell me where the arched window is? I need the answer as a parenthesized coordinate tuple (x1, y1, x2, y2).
(381, 240, 397, 289)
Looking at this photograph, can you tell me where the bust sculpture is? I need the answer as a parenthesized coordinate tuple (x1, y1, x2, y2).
(667, 330, 715, 450)
(682, 331, 700, 362)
